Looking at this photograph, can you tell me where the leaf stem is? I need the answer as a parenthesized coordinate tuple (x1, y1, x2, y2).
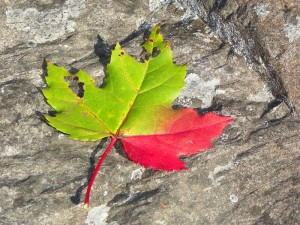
(84, 137, 117, 209)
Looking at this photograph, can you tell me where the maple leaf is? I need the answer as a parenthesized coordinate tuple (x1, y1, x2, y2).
(41, 25, 233, 208)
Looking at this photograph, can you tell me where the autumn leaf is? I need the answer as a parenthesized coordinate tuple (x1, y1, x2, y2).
(41, 25, 233, 208)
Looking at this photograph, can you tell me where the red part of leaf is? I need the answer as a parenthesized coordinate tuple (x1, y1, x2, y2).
(120, 109, 233, 171)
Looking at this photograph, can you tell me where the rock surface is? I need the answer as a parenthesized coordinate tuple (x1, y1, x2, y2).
(0, 0, 299, 224)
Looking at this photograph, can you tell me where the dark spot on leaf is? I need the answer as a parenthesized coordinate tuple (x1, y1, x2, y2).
(152, 47, 160, 58)
(144, 54, 150, 61)
(64, 76, 85, 97)
(143, 29, 151, 41)
(148, 38, 154, 42)
(48, 111, 57, 117)
(118, 51, 125, 57)
(77, 82, 84, 98)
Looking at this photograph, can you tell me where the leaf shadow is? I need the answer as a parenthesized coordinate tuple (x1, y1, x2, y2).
(70, 138, 108, 205)
(94, 21, 150, 67)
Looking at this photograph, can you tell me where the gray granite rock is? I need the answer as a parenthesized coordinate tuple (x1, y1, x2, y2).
(0, 0, 299, 225)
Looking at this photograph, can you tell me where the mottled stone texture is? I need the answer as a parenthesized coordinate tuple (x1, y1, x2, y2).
(0, 0, 299, 225)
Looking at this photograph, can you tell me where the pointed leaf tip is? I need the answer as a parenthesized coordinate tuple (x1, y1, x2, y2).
(143, 24, 167, 54)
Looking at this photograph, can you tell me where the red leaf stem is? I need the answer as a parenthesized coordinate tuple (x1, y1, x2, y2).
(84, 137, 117, 209)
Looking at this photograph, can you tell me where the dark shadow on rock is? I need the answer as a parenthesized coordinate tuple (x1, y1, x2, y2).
(108, 188, 160, 207)
(172, 98, 223, 115)
(94, 21, 151, 68)
(70, 138, 108, 204)
(196, 98, 223, 115)
(114, 140, 128, 159)
(94, 35, 112, 66)
(107, 188, 160, 224)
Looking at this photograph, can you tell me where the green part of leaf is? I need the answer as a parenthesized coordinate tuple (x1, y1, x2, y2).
(42, 63, 111, 141)
(43, 25, 186, 141)
(142, 25, 168, 54)
(119, 45, 186, 135)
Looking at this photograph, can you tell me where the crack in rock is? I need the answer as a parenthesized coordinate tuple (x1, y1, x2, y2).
(172, 0, 295, 114)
